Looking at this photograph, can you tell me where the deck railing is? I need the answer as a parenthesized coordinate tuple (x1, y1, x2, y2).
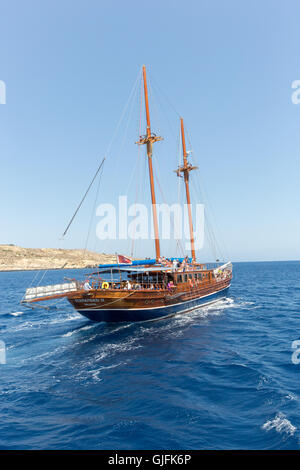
(88, 281, 168, 291)
(85, 272, 231, 293)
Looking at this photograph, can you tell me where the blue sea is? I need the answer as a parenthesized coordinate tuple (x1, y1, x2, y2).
(0, 261, 299, 450)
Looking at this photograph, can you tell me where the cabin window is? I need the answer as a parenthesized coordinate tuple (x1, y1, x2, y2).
(184, 274, 188, 282)
(177, 275, 182, 283)
(189, 274, 193, 280)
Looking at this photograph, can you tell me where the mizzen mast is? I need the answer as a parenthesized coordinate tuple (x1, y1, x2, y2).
(136, 65, 163, 260)
(175, 118, 198, 262)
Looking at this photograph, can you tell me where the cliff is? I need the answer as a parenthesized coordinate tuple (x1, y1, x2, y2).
(0, 245, 116, 271)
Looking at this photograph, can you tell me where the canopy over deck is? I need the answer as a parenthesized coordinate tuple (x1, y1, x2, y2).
(98, 257, 191, 269)
(97, 266, 175, 274)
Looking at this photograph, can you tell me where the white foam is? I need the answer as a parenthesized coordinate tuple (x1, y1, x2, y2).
(262, 412, 296, 436)
(62, 323, 98, 337)
(87, 362, 125, 383)
(9, 311, 24, 316)
(5, 311, 82, 333)
(284, 392, 297, 402)
(90, 370, 102, 382)
(257, 375, 271, 390)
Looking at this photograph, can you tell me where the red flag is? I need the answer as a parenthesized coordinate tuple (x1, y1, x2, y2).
(117, 254, 132, 265)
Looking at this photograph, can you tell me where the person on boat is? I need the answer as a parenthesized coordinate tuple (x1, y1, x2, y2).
(180, 259, 186, 271)
(83, 280, 92, 291)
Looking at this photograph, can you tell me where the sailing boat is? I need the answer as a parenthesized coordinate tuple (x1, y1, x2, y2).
(22, 66, 232, 322)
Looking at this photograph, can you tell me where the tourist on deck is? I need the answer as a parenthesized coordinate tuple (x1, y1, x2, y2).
(83, 280, 92, 291)
(180, 259, 186, 272)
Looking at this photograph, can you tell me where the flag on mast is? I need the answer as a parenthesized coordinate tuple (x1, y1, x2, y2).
(117, 254, 132, 265)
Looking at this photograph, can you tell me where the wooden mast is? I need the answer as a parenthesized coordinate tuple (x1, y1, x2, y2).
(137, 65, 163, 260)
(175, 118, 198, 262)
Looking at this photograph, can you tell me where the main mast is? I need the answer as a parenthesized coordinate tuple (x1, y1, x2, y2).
(136, 65, 162, 260)
(175, 118, 197, 262)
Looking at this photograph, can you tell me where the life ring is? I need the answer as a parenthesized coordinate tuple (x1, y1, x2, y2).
(101, 282, 109, 289)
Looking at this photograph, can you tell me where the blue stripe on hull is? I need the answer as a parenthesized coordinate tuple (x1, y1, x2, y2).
(76, 286, 230, 323)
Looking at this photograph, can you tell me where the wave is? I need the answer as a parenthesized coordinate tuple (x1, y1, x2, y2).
(0, 310, 25, 318)
(3, 311, 82, 333)
(62, 323, 98, 337)
(9, 311, 24, 317)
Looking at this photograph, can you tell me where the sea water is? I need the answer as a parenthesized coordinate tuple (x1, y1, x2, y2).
(0, 261, 299, 449)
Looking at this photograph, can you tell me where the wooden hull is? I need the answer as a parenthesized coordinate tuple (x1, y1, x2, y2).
(67, 280, 231, 323)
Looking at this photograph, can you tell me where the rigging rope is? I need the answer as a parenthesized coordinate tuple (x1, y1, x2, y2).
(104, 68, 142, 159)
(153, 153, 185, 258)
(23, 69, 143, 296)
(61, 157, 105, 239)
(84, 159, 105, 251)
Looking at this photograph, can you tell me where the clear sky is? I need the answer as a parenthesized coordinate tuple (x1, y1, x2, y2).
(0, 0, 299, 262)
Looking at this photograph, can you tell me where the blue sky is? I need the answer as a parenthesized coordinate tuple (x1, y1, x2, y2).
(0, 0, 299, 262)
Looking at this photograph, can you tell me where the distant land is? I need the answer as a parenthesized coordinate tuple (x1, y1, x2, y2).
(0, 245, 116, 272)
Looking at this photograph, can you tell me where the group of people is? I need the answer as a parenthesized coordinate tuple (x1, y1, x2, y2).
(83, 279, 176, 291)
(158, 256, 194, 272)
(83, 279, 165, 291)
(117, 281, 164, 291)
